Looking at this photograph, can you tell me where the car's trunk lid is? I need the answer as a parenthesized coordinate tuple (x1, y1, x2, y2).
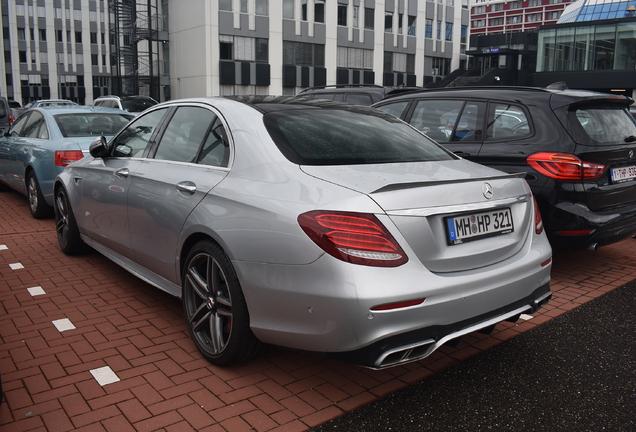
(301, 160, 535, 272)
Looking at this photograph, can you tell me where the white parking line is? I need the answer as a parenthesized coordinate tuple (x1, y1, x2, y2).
(9, 263, 24, 270)
(90, 366, 121, 386)
(0, 245, 8, 250)
(52, 318, 76, 332)
(27, 286, 46, 296)
(520, 314, 534, 320)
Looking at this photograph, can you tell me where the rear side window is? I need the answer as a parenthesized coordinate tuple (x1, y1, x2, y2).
(569, 106, 636, 145)
(375, 101, 409, 119)
(155, 107, 215, 163)
(264, 108, 454, 165)
(344, 93, 373, 106)
(486, 104, 531, 140)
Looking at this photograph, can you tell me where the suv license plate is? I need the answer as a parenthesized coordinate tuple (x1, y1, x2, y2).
(446, 208, 514, 245)
(610, 165, 636, 184)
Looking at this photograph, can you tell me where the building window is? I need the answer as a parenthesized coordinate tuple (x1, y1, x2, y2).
(353, 6, 359, 28)
(315, 0, 325, 23)
(56, 30, 63, 42)
(494, 3, 504, 11)
(408, 16, 416, 36)
(426, 19, 433, 38)
(337, 47, 374, 69)
(255, 0, 267, 16)
(284, 0, 294, 19)
(437, 21, 441, 40)
(240, 0, 248, 13)
(527, 13, 542, 22)
(508, 1, 521, 8)
(90, 32, 97, 44)
(445, 22, 453, 40)
(473, 5, 486, 14)
(18, 28, 25, 40)
(365, 8, 374, 29)
(385, 11, 393, 32)
(19, 51, 27, 63)
(75, 31, 82, 43)
(507, 15, 522, 24)
(528, 0, 540, 6)
(461, 25, 467, 44)
(92, 54, 98, 66)
(220, 36, 269, 62)
(39, 29, 46, 41)
(219, 0, 232, 11)
(283, 41, 324, 67)
(490, 18, 504, 26)
(338, 4, 347, 26)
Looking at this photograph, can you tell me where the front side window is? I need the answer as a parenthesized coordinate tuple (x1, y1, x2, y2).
(111, 108, 168, 157)
(264, 108, 454, 165)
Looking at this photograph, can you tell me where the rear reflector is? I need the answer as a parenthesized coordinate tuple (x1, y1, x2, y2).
(556, 229, 595, 236)
(533, 196, 544, 235)
(541, 258, 552, 267)
(298, 210, 408, 267)
(371, 298, 425, 311)
(527, 152, 605, 181)
(55, 150, 85, 167)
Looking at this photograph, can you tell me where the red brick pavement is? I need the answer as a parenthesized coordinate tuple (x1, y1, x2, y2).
(2, 188, 636, 431)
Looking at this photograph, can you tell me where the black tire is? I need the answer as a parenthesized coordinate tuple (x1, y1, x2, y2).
(54, 186, 88, 255)
(182, 240, 267, 366)
(27, 171, 52, 219)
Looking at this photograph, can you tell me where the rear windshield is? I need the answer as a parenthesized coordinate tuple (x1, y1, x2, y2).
(122, 99, 157, 112)
(55, 113, 134, 137)
(263, 108, 455, 165)
(568, 106, 636, 145)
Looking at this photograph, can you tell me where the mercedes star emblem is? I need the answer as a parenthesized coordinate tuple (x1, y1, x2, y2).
(482, 182, 494, 199)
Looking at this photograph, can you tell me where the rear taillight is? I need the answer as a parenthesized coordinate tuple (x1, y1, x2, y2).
(8, 114, 14, 125)
(533, 197, 544, 235)
(527, 152, 605, 180)
(298, 210, 408, 267)
(55, 150, 85, 167)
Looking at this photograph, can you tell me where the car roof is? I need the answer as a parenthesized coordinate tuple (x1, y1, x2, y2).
(378, 85, 633, 103)
(31, 106, 135, 116)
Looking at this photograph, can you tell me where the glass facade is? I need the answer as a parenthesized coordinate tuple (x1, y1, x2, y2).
(537, 21, 636, 71)
(558, 0, 636, 23)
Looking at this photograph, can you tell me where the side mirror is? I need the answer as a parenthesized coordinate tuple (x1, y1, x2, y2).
(89, 135, 109, 158)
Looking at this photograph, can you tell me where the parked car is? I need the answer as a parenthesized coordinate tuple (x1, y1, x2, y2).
(8, 100, 25, 120)
(54, 96, 552, 369)
(93, 95, 158, 114)
(0, 106, 134, 218)
(23, 99, 79, 109)
(373, 86, 636, 251)
(0, 97, 12, 135)
(296, 84, 422, 106)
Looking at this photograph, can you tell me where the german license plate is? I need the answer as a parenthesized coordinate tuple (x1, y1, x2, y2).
(610, 165, 636, 184)
(446, 208, 514, 245)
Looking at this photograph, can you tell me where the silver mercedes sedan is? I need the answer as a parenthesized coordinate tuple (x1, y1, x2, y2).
(54, 96, 552, 369)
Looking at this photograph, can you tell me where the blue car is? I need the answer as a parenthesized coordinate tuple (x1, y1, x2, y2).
(0, 106, 134, 218)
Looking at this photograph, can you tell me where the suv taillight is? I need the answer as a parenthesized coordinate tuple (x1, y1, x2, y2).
(55, 150, 84, 166)
(298, 210, 408, 267)
(527, 152, 605, 181)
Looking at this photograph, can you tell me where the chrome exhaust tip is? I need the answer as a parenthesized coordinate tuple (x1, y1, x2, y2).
(588, 242, 599, 252)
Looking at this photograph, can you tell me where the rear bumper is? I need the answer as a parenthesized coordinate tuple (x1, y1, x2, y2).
(310, 284, 551, 369)
(545, 201, 636, 251)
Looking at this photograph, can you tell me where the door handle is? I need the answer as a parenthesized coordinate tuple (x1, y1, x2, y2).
(115, 168, 129, 179)
(176, 181, 197, 195)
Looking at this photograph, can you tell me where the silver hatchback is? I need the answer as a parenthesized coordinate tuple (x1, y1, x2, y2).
(54, 96, 552, 369)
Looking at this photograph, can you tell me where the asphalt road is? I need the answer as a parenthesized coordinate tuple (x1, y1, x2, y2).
(311, 280, 636, 432)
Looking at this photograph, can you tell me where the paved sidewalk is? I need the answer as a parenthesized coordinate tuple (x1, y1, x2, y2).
(1, 188, 636, 432)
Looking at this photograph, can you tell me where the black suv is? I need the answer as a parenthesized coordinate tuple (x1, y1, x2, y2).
(297, 85, 420, 106)
(373, 86, 636, 251)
